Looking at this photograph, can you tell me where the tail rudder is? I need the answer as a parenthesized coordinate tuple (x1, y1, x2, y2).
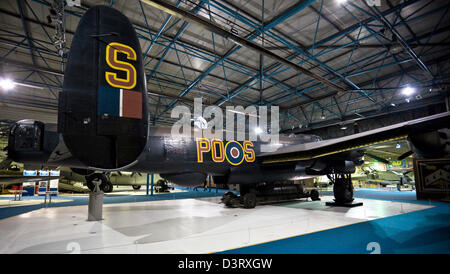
(58, 6, 148, 170)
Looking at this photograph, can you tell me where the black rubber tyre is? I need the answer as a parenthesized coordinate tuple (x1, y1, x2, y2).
(155, 179, 166, 193)
(222, 191, 237, 207)
(132, 185, 141, 190)
(86, 173, 109, 192)
(310, 189, 320, 201)
(333, 178, 354, 203)
(243, 193, 257, 209)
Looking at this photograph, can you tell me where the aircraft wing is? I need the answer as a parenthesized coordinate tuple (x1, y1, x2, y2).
(0, 175, 61, 186)
(259, 111, 450, 164)
(367, 179, 415, 186)
(367, 180, 399, 185)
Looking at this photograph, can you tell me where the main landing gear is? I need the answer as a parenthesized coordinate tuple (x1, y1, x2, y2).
(326, 174, 363, 207)
(222, 183, 321, 209)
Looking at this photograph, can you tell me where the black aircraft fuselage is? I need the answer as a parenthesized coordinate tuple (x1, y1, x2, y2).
(7, 120, 362, 187)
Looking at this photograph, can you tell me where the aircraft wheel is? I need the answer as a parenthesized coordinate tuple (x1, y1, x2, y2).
(156, 179, 166, 193)
(243, 193, 257, 209)
(86, 173, 109, 192)
(222, 191, 237, 207)
(132, 185, 141, 190)
(310, 189, 320, 201)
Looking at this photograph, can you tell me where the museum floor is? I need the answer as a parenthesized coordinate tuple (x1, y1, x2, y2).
(0, 189, 449, 254)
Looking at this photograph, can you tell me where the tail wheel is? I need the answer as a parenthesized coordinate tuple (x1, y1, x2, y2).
(243, 193, 257, 209)
(132, 185, 141, 190)
(86, 173, 111, 192)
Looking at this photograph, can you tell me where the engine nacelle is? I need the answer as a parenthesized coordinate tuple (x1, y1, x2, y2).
(409, 129, 450, 159)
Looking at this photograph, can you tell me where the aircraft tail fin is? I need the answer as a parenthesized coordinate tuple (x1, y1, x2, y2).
(58, 6, 148, 170)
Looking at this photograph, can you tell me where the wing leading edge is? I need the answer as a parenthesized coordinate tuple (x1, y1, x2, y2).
(260, 111, 450, 164)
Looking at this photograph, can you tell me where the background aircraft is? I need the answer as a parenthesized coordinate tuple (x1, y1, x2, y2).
(59, 167, 164, 192)
(0, 157, 87, 193)
(353, 167, 415, 190)
(0, 157, 161, 193)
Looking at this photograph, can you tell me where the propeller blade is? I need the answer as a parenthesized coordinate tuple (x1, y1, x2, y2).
(390, 170, 402, 176)
(118, 171, 123, 176)
(365, 153, 390, 164)
(403, 170, 412, 175)
(398, 150, 414, 160)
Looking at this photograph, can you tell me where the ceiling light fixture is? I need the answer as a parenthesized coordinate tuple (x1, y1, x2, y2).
(254, 127, 263, 135)
(402, 86, 415, 96)
(0, 78, 15, 91)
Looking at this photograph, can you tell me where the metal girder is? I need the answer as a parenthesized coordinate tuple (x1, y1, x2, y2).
(0, 7, 263, 97)
(22, 1, 261, 90)
(267, 22, 450, 108)
(289, 94, 448, 134)
(259, 0, 430, 98)
(208, 0, 427, 109)
(141, 0, 343, 92)
(363, 0, 434, 79)
(146, 0, 206, 80)
(16, 0, 36, 65)
(283, 52, 450, 128)
(0, 58, 227, 108)
(148, 0, 325, 120)
(2, 0, 448, 130)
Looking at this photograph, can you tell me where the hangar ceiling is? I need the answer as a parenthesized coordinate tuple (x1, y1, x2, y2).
(0, 0, 449, 133)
